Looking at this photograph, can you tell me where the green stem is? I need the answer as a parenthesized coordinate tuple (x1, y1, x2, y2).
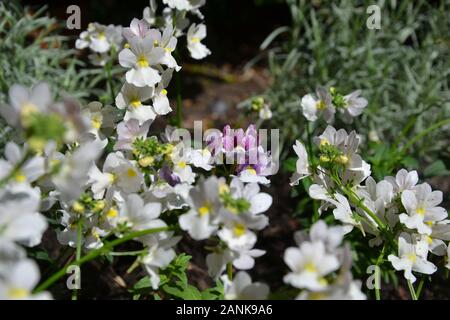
(407, 280, 417, 300)
(226, 262, 233, 281)
(416, 278, 425, 299)
(105, 58, 116, 103)
(33, 226, 171, 294)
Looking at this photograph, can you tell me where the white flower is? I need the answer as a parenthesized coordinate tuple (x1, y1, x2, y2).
(116, 83, 156, 124)
(76, 23, 122, 53)
(152, 68, 174, 115)
(117, 194, 168, 243)
(152, 25, 181, 71)
(187, 23, 211, 60)
(301, 87, 335, 123)
(0, 259, 52, 300)
(385, 169, 419, 194)
(388, 233, 437, 283)
(122, 18, 152, 42)
(118, 35, 165, 87)
(339, 90, 368, 123)
(290, 140, 311, 186)
(143, 0, 157, 25)
(0, 142, 44, 184)
(221, 271, 269, 300)
(52, 140, 104, 202)
(0, 183, 47, 247)
(189, 148, 213, 171)
(259, 104, 272, 120)
(178, 176, 222, 240)
(141, 244, 176, 289)
(163, 0, 206, 12)
(0, 82, 52, 128)
(114, 119, 151, 151)
(399, 183, 447, 235)
(294, 220, 347, 252)
(89, 152, 143, 199)
(284, 241, 340, 290)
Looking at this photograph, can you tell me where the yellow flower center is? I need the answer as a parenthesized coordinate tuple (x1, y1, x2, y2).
(106, 207, 118, 218)
(233, 223, 246, 237)
(20, 102, 39, 126)
(246, 168, 257, 175)
(130, 99, 142, 108)
(107, 173, 116, 183)
(127, 168, 137, 178)
(198, 203, 211, 216)
(178, 161, 187, 169)
(161, 89, 168, 96)
(8, 288, 29, 299)
(304, 262, 317, 273)
(190, 37, 200, 43)
(97, 32, 106, 40)
(91, 115, 102, 129)
(319, 139, 330, 147)
(164, 47, 172, 53)
(124, 43, 130, 49)
(93, 200, 105, 212)
(416, 207, 426, 216)
(316, 100, 326, 110)
(137, 55, 149, 68)
(14, 171, 26, 183)
(407, 253, 417, 263)
(426, 236, 433, 245)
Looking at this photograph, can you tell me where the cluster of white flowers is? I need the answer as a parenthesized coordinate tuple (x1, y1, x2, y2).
(290, 124, 449, 289)
(76, 0, 210, 67)
(301, 87, 368, 123)
(284, 220, 366, 299)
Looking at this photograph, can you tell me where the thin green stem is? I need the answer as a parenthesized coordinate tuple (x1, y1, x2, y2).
(109, 249, 147, 256)
(33, 226, 171, 294)
(227, 262, 233, 281)
(416, 278, 425, 299)
(407, 280, 417, 300)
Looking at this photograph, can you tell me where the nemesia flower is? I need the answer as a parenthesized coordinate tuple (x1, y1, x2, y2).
(301, 87, 335, 123)
(89, 152, 143, 199)
(178, 176, 222, 240)
(52, 140, 104, 202)
(116, 83, 156, 124)
(76, 23, 123, 53)
(388, 233, 437, 283)
(399, 183, 447, 235)
(0, 259, 52, 300)
(0, 82, 52, 128)
(339, 90, 368, 123)
(284, 241, 340, 291)
(187, 23, 211, 60)
(114, 119, 151, 151)
(221, 271, 269, 300)
(0, 183, 47, 247)
(141, 243, 176, 289)
(152, 68, 174, 115)
(118, 35, 166, 87)
(294, 220, 347, 252)
(290, 140, 311, 186)
(385, 169, 419, 194)
(0, 142, 45, 184)
(163, 0, 206, 13)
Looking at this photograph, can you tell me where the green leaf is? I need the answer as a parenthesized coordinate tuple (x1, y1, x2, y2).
(162, 282, 202, 300)
(424, 160, 449, 178)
